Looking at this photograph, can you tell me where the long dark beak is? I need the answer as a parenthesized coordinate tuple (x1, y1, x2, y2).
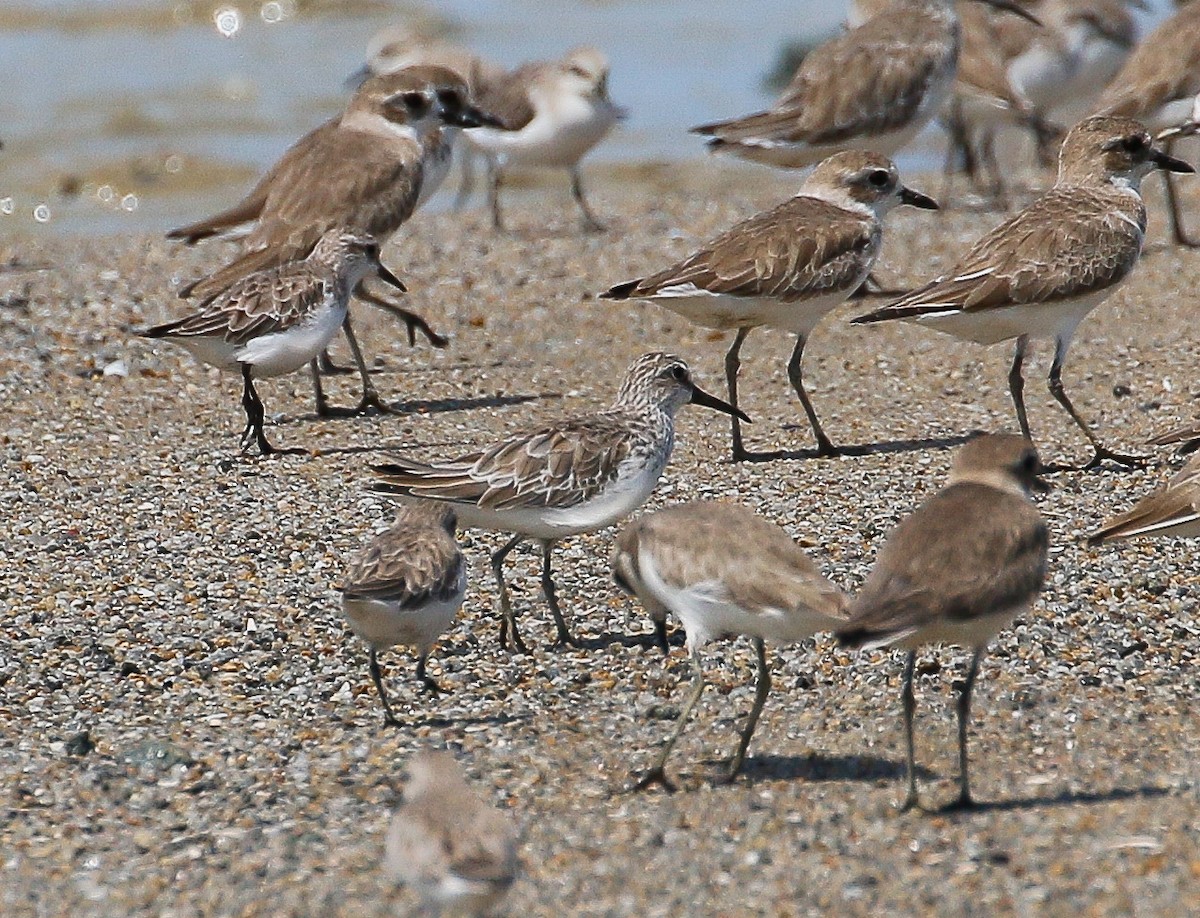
(899, 185, 939, 210)
(974, 0, 1042, 26)
(344, 64, 372, 92)
(1151, 146, 1195, 174)
(444, 104, 505, 129)
(376, 262, 407, 293)
(689, 383, 751, 422)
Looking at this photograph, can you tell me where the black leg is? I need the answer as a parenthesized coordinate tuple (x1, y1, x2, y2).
(718, 637, 770, 784)
(354, 281, 449, 349)
(415, 652, 442, 695)
(571, 165, 606, 233)
(653, 616, 670, 656)
(454, 147, 477, 212)
(492, 534, 528, 653)
(944, 648, 983, 811)
(1047, 335, 1144, 469)
(901, 650, 919, 812)
(316, 349, 355, 375)
(787, 334, 838, 456)
(240, 363, 276, 455)
(342, 313, 394, 415)
(541, 541, 579, 648)
(487, 157, 505, 232)
(724, 328, 753, 461)
(1008, 335, 1031, 441)
(369, 648, 401, 728)
(631, 644, 706, 793)
(310, 359, 331, 418)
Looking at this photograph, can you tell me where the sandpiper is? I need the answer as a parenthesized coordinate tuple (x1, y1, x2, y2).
(1092, 1, 1200, 245)
(169, 66, 501, 414)
(460, 46, 627, 232)
(601, 152, 937, 460)
(612, 501, 847, 791)
(837, 434, 1050, 811)
(384, 749, 519, 917)
(853, 115, 1194, 470)
(1090, 453, 1200, 543)
(692, 0, 1040, 169)
(368, 353, 749, 652)
(141, 231, 404, 455)
(339, 502, 466, 727)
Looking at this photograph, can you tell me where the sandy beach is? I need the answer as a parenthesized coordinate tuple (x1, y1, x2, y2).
(2, 168, 1199, 915)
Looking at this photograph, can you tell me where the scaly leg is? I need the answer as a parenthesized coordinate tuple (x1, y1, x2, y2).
(492, 534, 528, 653)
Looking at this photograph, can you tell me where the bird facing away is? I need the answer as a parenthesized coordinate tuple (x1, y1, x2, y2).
(852, 115, 1194, 470)
(837, 434, 1049, 811)
(1092, 1, 1200, 246)
(460, 45, 627, 232)
(601, 151, 938, 461)
(168, 66, 501, 415)
(612, 501, 847, 791)
(691, 0, 1040, 169)
(368, 353, 749, 652)
(385, 749, 519, 917)
(339, 502, 466, 727)
(1089, 452, 1200, 543)
(141, 231, 403, 455)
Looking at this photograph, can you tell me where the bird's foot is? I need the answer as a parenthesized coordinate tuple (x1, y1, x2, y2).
(628, 767, 676, 794)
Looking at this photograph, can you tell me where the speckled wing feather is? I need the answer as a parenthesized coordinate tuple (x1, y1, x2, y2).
(341, 525, 465, 607)
(474, 64, 539, 131)
(839, 483, 1048, 644)
(1093, 3, 1200, 117)
(1089, 455, 1200, 542)
(372, 413, 637, 511)
(390, 795, 518, 890)
(854, 186, 1145, 321)
(610, 197, 875, 303)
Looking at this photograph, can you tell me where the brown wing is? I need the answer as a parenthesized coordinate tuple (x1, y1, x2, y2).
(474, 64, 539, 130)
(839, 483, 1048, 643)
(341, 523, 464, 607)
(1093, 3, 1200, 117)
(1089, 455, 1200, 543)
(612, 197, 875, 303)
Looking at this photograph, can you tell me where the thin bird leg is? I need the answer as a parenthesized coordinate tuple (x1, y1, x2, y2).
(492, 534, 528, 653)
(788, 334, 838, 456)
(632, 644, 706, 793)
(1163, 136, 1200, 248)
(310, 359, 331, 417)
(309, 314, 395, 418)
(944, 648, 984, 811)
(719, 637, 771, 784)
(1047, 336, 1145, 469)
(354, 281, 449, 348)
(900, 650, 919, 812)
(369, 648, 401, 728)
(570, 164, 606, 233)
(316, 349, 356, 375)
(653, 616, 670, 656)
(979, 130, 1008, 209)
(454, 146, 478, 211)
(415, 652, 442, 695)
(540, 540, 580, 648)
(724, 327, 752, 461)
(1008, 335, 1031, 441)
(487, 156, 506, 232)
(239, 363, 276, 455)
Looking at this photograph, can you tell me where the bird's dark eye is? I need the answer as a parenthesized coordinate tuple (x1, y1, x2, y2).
(403, 91, 429, 113)
(437, 89, 462, 109)
(1122, 135, 1147, 154)
(868, 169, 890, 187)
(669, 365, 687, 382)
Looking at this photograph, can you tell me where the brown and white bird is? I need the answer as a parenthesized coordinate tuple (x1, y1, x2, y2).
(339, 502, 466, 727)
(837, 434, 1050, 811)
(692, 0, 1040, 169)
(601, 152, 937, 460)
(1092, 1, 1200, 245)
(140, 231, 404, 455)
(384, 749, 519, 917)
(613, 501, 847, 790)
(1090, 452, 1200, 543)
(460, 46, 627, 232)
(853, 116, 1194, 470)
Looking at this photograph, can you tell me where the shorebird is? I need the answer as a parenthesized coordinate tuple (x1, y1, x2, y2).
(1090, 453, 1200, 543)
(368, 353, 749, 652)
(385, 749, 519, 918)
(1147, 415, 1200, 455)
(339, 502, 466, 727)
(1092, 1, 1200, 245)
(141, 231, 404, 455)
(168, 66, 501, 414)
(852, 115, 1194, 470)
(460, 46, 627, 232)
(350, 24, 502, 98)
(612, 501, 847, 791)
(837, 433, 1050, 811)
(692, 0, 1040, 169)
(601, 152, 937, 460)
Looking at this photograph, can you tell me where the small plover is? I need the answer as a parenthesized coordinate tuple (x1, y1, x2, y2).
(141, 231, 404, 454)
(339, 502, 466, 727)
(385, 749, 518, 917)
(612, 501, 847, 790)
(837, 433, 1049, 811)
(601, 151, 937, 460)
(368, 353, 748, 652)
(853, 115, 1194, 470)
(1090, 453, 1200, 543)
(460, 46, 627, 232)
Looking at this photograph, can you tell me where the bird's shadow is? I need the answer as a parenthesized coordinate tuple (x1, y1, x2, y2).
(738, 752, 937, 783)
(570, 629, 685, 653)
(742, 432, 974, 462)
(940, 783, 1172, 815)
(398, 710, 534, 731)
(301, 391, 556, 426)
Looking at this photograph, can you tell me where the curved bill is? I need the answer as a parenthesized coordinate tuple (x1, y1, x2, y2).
(899, 186, 939, 210)
(376, 263, 408, 293)
(974, 0, 1043, 26)
(1151, 146, 1195, 174)
(690, 383, 751, 422)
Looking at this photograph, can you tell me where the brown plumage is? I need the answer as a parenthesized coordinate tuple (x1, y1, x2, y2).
(341, 503, 464, 609)
(1089, 454, 1200, 543)
(1093, 3, 1200, 122)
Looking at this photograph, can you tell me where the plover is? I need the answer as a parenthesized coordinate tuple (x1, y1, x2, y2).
(141, 231, 404, 455)
(853, 115, 1194, 470)
(837, 433, 1050, 811)
(1147, 415, 1200, 455)
(384, 749, 519, 917)
(368, 353, 749, 652)
(602, 152, 936, 460)
(1092, 1, 1200, 245)
(1090, 453, 1200, 543)
(692, 0, 1040, 169)
(612, 501, 847, 791)
(460, 46, 627, 232)
(169, 66, 501, 413)
(339, 502, 466, 727)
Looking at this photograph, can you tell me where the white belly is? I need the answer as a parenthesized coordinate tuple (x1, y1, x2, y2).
(234, 299, 348, 377)
(893, 605, 1026, 651)
(910, 289, 1112, 346)
(342, 589, 464, 654)
(466, 96, 621, 168)
(648, 285, 856, 336)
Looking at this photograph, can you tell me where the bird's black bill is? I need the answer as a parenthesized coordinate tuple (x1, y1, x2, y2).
(446, 104, 505, 129)
(344, 64, 372, 91)
(899, 186, 939, 210)
(976, 0, 1042, 26)
(1150, 147, 1195, 174)
(689, 384, 751, 422)
(376, 263, 408, 293)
